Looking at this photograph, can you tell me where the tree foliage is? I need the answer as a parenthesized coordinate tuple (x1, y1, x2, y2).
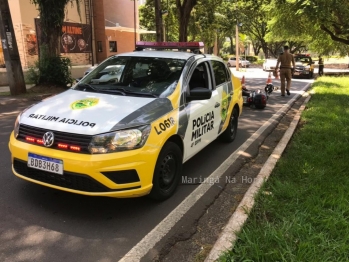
(139, 0, 349, 57)
(271, 0, 349, 55)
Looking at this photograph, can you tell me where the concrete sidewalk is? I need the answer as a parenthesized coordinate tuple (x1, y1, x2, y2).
(0, 84, 35, 93)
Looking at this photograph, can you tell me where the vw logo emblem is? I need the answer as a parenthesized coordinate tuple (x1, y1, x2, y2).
(43, 132, 55, 147)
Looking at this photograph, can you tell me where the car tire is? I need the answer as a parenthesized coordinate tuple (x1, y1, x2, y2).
(219, 108, 238, 143)
(148, 142, 183, 201)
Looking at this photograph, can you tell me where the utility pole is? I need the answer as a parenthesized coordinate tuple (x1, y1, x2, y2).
(0, 0, 26, 95)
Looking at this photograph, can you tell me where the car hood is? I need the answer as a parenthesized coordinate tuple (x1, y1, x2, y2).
(19, 89, 173, 135)
(295, 62, 308, 66)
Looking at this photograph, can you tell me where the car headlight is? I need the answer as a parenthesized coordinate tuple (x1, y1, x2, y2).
(88, 125, 151, 154)
(14, 114, 21, 138)
(13, 103, 39, 139)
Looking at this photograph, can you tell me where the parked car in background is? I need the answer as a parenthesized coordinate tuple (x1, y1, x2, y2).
(263, 58, 277, 71)
(227, 57, 250, 68)
(293, 54, 315, 79)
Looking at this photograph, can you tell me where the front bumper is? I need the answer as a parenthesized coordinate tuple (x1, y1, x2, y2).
(293, 67, 312, 76)
(9, 132, 159, 198)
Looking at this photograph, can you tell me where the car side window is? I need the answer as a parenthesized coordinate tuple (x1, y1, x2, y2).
(211, 60, 228, 86)
(188, 63, 208, 90)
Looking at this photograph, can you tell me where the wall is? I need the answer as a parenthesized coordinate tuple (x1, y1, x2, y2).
(104, 0, 139, 28)
(105, 29, 136, 56)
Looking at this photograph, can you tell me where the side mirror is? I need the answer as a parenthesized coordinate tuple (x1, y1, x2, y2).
(187, 88, 212, 102)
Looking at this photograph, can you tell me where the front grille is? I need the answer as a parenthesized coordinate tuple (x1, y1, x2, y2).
(13, 159, 141, 192)
(18, 124, 92, 154)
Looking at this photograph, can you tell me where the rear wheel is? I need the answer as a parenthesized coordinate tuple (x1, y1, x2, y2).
(148, 142, 182, 201)
(219, 108, 238, 143)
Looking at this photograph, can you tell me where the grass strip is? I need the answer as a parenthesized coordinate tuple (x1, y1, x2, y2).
(219, 76, 349, 262)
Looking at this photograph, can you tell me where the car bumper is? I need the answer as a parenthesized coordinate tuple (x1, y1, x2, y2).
(9, 132, 158, 198)
(293, 69, 311, 76)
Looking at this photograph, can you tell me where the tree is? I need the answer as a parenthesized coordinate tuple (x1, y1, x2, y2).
(176, 0, 198, 41)
(154, 0, 163, 41)
(0, 0, 26, 95)
(31, 0, 80, 85)
(32, 0, 80, 56)
(140, 0, 199, 42)
(271, 0, 349, 55)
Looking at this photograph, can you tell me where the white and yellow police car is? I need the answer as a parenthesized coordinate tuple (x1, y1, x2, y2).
(9, 42, 243, 200)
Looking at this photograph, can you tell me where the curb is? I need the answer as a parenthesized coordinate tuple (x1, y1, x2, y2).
(119, 84, 311, 262)
(204, 91, 312, 262)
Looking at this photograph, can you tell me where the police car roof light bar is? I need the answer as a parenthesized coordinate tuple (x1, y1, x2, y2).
(135, 41, 204, 52)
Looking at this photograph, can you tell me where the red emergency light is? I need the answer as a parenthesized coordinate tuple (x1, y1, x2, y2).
(135, 41, 204, 51)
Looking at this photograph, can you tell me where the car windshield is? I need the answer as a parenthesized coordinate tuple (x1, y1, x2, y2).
(75, 56, 186, 98)
(295, 57, 311, 63)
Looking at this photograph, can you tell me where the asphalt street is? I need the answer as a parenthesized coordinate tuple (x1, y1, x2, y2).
(0, 71, 313, 262)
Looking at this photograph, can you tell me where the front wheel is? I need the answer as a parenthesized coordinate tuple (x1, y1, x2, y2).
(148, 142, 183, 201)
(219, 108, 238, 143)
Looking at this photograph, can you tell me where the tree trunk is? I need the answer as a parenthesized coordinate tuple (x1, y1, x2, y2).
(176, 0, 197, 42)
(36, 0, 68, 57)
(154, 0, 163, 42)
(0, 0, 26, 95)
(229, 36, 234, 54)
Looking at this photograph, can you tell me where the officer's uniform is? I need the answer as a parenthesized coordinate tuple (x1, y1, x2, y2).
(276, 52, 295, 96)
(318, 57, 324, 76)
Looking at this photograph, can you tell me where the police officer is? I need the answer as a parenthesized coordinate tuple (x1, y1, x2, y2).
(318, 55, 324, 76)
(275, 46, 295, 96)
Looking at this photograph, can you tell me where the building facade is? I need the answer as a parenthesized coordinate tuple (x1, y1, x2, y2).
(2, 0, 151, 68)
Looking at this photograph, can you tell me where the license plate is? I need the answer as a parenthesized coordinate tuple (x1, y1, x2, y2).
(28, 153, 63, 175)
(294, 72, 300, 75)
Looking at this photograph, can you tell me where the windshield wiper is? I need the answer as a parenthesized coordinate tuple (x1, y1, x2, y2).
(76, 83, 98, 92)
(112, 88, 158, 98)
(98, 88, 126, 96)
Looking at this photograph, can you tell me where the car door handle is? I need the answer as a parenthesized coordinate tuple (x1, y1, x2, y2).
(215, 102, 220, 108)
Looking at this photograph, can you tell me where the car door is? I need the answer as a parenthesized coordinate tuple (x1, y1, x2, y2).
(182, 61, 221, 161)
(209, 60, 233, 135)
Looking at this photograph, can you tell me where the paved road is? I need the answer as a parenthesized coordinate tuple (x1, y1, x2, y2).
(0, 72, 311, 262)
